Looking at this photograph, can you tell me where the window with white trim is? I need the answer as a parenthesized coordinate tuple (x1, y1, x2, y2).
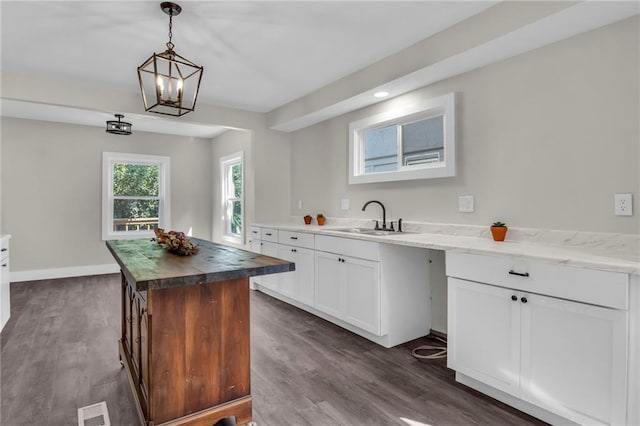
(349, 92, 456, 184)
(220, 152, 244, 244)
(102, 152, 170, 240)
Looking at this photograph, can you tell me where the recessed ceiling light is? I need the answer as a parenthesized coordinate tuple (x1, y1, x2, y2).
(374, 91, 389, 98)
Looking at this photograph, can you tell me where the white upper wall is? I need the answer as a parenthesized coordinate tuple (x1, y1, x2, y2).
(288, 16, 639, 234)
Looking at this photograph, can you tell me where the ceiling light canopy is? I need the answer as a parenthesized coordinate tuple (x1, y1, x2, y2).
(374, 91, 389, 98)
(106, 114, 132, 135)
(137, 2, 203, 117)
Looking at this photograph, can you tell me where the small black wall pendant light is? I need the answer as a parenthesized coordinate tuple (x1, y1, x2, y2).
(106, 114, 132, 135)
(137, 2, 203, 117)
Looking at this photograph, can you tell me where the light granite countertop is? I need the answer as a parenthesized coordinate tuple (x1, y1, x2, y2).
(252, 220, 640, 275)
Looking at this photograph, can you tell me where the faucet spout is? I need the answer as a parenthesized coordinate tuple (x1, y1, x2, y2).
(362, 200, 387, 230)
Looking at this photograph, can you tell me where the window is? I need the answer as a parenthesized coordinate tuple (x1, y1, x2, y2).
(349, 92, 456, 184)
(102, 152, 170, 240)
(220, 152, 243, 244)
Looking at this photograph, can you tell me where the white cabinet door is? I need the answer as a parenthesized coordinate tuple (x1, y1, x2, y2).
(315, 251, 343, 318)
(344, 256, 380, 335)
(520, 294, 628, 426)
(277, 245, 315, 307)
(278, 245, 297, 299)
(447, 278, 521, 396)
(295, 247, 315, 307)
(260, 242, 279, 292)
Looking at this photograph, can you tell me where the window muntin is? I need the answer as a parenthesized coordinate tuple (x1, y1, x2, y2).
(362, 114, 445, 174)
(220, 152, 244, 245)
(102, 152, 170, 240)
(349, 93, 455, 184)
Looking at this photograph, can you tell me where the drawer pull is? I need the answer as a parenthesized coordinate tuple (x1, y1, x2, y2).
(1, 248, 6, 252)
(265, 233, 272, 236)
(511, 295, 518, 301)
(252, 231, 258, 234)
(521, 297, 528, 304)
(508, 270, 530, 277)
(291, 248, 297, 253)
(1, 264, 7, 268)
(290, 236, 298, 240)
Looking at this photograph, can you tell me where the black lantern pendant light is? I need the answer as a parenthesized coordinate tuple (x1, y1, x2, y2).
(137, 2, 203, 117)
(106, 114, 132, 135)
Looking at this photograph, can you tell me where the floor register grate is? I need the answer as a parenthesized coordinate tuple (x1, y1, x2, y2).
(77, 401, 111, 426)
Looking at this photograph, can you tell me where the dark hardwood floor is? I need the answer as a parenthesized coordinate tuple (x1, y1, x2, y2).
(1, 274, 547, 426)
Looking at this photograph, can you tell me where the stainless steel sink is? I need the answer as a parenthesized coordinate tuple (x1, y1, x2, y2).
(330, 228, 415, 236)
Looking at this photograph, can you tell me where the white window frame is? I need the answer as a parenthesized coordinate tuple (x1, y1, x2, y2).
(220, 151, 244, 245)
(349, 92, 456, 184)
(102, 152, 170, 240)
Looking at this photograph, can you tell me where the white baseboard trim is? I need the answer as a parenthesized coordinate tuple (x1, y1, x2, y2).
(11, 263, 120, 282)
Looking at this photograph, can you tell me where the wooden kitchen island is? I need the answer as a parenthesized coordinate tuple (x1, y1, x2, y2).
(106, 238, 294, 426)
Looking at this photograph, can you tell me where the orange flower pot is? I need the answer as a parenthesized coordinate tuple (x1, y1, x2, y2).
(317, 216, 326, 226)
(490, 226, 508, 242)
(303, 216, 312, 225)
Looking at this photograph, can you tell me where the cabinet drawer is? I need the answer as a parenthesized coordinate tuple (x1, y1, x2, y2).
(278, 230, 314, 249)
(0, 238, 8, 262)
(249, 226, 261, 240)
(446, 252, 628, 309)
(261, 228, 278, 242)
(315, 235, 379, 261)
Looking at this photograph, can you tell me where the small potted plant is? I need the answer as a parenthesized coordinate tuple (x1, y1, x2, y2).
(490, 221, 508, 242)
(316, 214, 326, 226)
(303, 214, 313, 225)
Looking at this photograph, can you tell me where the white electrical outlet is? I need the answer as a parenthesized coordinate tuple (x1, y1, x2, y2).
(614, 193, 632, 216)
(341, 198, 350, 210)
(458, 195, 474, 213)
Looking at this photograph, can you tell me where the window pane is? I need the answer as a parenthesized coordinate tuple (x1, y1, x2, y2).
(231, 200, 242, 235)
(363, 125, 398, 173)
(113, 199, 159, 232)
(232, 164, 242, 198)
(402, 116, 444, 166)
(113, 163, 159, 196)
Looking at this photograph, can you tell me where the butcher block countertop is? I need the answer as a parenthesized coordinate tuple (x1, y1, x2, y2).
(106, 237, 294, 292)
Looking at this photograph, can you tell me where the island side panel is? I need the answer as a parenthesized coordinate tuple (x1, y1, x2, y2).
(148, 285, 187, 423)
(149, 278, 251, 425)
(184, 278, 251, 411)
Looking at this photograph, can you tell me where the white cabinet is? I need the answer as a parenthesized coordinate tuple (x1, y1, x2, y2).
(447, 278, 520, 396)
(249, 226, 431, 348)
(260, 241, 279, 292)
(315, 237, 382, 336)
(447, 252, 629, 426)
(315, 251, 344, 319)
(277, 230, 315, 306)
(0, 235, 11, 332)
(519, 291, 627, 426)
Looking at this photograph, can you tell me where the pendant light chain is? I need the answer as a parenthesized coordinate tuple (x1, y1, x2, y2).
(166, 12, 175, 52)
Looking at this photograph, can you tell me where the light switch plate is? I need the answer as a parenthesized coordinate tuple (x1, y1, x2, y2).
(341, 198, 350, 210)
(614, 193, 632, 216)
(458, 196, 474, 213)
(297, 200, 303, 210)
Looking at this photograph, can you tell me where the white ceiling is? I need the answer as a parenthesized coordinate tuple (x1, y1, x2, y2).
(1, 1, 638, 137)
(0, 1, 495, 112)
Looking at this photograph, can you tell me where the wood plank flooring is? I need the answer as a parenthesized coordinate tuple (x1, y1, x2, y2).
(1, 274, 547, 426)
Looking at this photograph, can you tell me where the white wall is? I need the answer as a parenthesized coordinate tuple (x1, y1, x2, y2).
(289, 17, 639, 235)
(1, 117, 213, 272)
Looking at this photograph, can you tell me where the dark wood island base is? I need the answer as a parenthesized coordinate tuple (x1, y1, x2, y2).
(107, 238, 294, 426)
